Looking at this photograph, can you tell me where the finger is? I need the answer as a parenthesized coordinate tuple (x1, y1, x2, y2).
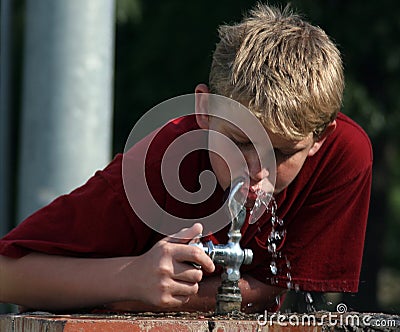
(172, 262, 203, 283)
(170, 279, 199, 297)
(157, 281, 196, 308)
(157, 294, 190, 308)
(174, 245, 215, 273)
(165, 223, 203, 244)
(169, 295, 190, 306)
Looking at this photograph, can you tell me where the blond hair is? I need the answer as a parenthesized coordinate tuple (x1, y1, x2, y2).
(209, 3, 344, 140)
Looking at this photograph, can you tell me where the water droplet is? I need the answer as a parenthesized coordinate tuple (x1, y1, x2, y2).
(262, 196, 291, 293)
(275, 295, 281, 306)
(250, 190, 273, 224)
(268, 242, 277, 253)
(247, 302, 253, 307)
(305, 292, 313, 304)
(271, 277, 279, 285)
(270, 261, 277, 275)
(294, 284, 300, 292)
(285, 257, 291, 269)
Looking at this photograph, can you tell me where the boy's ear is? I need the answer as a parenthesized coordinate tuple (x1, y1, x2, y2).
(195, 83, 210, 129)
(308, 120, 337, 157)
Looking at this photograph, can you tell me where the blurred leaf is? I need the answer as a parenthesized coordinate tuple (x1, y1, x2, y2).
(116, 0, 142, 24)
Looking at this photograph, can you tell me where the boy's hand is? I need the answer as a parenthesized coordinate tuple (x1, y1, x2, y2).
(126, 223, 215, 308)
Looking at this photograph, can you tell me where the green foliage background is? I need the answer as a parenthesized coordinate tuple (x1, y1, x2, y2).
(113, 0, 400, 312)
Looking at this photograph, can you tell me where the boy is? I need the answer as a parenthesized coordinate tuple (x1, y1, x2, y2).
(0, 3, 372, 314)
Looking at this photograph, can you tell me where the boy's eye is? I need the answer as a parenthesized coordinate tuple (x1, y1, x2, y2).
(232, 139, 254, 150)
(274, 148, 294, 159)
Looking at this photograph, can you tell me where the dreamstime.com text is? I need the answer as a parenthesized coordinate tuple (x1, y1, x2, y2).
(257, 303, 397, 328)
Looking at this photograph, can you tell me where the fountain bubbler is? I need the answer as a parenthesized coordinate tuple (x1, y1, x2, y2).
(190, 178, 253, 314)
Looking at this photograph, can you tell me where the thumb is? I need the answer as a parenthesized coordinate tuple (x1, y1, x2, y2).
(165, 223, 203, 244)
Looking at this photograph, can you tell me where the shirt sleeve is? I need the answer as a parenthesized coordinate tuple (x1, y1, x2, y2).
(0, 155, 150, 259)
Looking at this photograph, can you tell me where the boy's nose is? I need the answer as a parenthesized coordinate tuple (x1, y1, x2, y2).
(245, 152, 269, 184)
(249, 167, 269, 185)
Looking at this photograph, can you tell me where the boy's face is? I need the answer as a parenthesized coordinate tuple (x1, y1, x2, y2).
(206, 116, 320, 195)
(194, 85, 330, 200)
(267, 131, 318, 193)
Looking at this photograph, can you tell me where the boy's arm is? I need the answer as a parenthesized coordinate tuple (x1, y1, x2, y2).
(104, 274, 284, 314)
(0, 253, 139, 311)
(0, 224, 215, 311)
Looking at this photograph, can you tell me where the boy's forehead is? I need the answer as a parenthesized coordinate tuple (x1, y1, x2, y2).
(209, 100, 275, 140)
(213, 116, 310, 148)
(212, 116, 264, 140)
(207, 96, 309, 148)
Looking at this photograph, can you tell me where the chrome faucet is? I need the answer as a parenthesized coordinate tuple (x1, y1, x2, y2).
(190, 178, 253, 314)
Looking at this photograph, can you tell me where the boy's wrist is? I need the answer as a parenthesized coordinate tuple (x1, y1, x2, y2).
(108, 256, 144, 304)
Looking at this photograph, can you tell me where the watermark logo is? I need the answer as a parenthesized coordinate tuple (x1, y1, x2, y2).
(257, 303, 398, 328)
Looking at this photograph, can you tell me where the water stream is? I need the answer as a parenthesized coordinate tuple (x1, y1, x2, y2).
(250, 191, 318, 313)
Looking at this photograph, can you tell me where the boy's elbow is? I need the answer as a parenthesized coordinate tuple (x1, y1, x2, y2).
(0, 255, 16, 303)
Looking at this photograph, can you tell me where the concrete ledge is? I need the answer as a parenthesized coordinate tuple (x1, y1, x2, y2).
(0, 313, 317, 332)
(1, 312, 399, 331)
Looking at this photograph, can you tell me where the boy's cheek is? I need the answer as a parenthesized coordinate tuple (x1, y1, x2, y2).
(274, 166, 300, 193)
(208, 152, 232, 190)
(209, 151, 274, 191)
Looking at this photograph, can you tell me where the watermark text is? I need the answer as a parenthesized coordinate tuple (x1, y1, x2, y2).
(257, 303, 397, 328)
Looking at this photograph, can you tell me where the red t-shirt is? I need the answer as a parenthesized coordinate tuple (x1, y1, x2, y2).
(0, 112, 372, 293)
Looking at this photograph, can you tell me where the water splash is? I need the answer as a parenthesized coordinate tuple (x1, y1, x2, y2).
(250, 191, 297, 310)
(305, 292, 316, 313)
(275, 295, 281, 307)
(285, 257, 291, 270)
(248, 189, 273, 224)
(285, 256, 292, 289)
(270, 261, 278, 275)
(251, 193, 294, 308)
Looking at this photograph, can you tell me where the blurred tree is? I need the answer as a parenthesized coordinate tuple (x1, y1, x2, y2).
(113, 0, 260, 152)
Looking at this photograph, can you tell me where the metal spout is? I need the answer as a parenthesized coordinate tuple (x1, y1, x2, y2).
(190, 178, 253, 314)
